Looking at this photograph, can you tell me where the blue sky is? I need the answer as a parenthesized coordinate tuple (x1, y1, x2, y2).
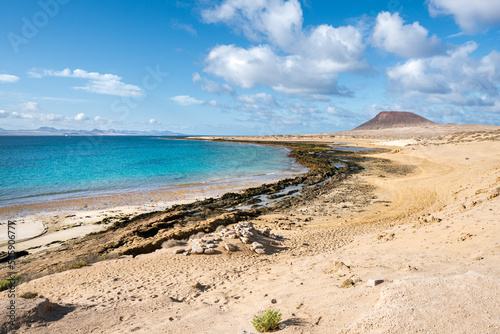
(0, 0, 499, 135)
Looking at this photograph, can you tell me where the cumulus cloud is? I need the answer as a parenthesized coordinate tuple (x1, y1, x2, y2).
(74, 113, 89, 121)
(18, 102, 40, 112)
(170, 95, 204, 105)
(387, 42, 500, 110)
(0, 110, 9, 118)
(29, 68, 143, 97)
(149, 118, 161, 125)
(201, 0, 368, 98)
(371, 12, 441, 58)
(428, 0, 500, 34)
(0, 74, 20, 83)
(202, 0, 303, 51)
(192, 72, 235, 95)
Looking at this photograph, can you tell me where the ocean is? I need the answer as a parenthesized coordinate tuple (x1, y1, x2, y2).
(0, 136, 302, 208)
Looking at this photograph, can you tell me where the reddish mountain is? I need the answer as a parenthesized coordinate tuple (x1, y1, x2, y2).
(354, 111, 438, 130)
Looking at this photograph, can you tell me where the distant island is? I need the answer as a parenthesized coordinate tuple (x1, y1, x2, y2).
(0, 127, 185, 136)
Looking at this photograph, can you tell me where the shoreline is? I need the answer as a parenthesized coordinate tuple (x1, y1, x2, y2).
(0, 138, 365, 275)
(0, 141, 308, 254)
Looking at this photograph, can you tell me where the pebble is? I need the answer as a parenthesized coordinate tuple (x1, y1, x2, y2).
(173, 248, 185, 254)
(191, 244, 204, 254)
(206, 243, 216, 248)
(254, 248, 266, 254)
(251, 242, 264, 250)
(366, 279, 384, 287)
(224, 243, 236, 252)
(204, 248, 215, 254)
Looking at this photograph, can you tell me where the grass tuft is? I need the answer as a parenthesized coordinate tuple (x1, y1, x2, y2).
(252, 308, 282, 332)
(0, 275, 22, 292)
(21, 291, 42, 299)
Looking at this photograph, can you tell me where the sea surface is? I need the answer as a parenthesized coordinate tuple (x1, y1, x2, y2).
(0, 136, 302, 208)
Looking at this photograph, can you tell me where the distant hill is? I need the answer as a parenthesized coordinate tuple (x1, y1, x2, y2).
(0, 127, 186, 136)
(354, 111, 438, 130)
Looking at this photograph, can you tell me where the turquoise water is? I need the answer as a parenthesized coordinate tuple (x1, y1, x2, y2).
(0, 136, 300, 207)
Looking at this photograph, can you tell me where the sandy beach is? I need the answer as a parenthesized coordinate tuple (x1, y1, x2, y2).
(0, 126, 499, 333)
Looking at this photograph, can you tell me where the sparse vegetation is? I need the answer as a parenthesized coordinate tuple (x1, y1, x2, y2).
(162, 239, 181, 248)
(21, 291, 41, 299)
(252, 308, 282, 332)
(58, 260, 88, 272)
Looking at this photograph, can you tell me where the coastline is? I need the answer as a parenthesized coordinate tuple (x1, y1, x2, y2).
(0, 128, 499, 333)
(0, 141, 308, 254)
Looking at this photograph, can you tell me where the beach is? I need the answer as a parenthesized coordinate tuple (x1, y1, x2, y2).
(0, 127, 499, 333)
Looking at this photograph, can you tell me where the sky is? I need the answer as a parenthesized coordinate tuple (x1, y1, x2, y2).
(0, 0, 499, 135)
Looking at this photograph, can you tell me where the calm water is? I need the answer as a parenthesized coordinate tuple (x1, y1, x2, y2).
(0, 136, 301, 207)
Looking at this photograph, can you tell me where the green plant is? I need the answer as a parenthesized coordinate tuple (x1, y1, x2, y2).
(21, 291, 41, 299)
(252, 308, 282, 332)
(58, 260, 88, 272)
(0, 275, 22, 292)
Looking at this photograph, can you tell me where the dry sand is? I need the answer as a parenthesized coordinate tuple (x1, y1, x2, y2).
(1, 127, 499, 333)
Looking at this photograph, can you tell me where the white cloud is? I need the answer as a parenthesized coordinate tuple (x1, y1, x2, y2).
(18, 102, 40, 112)
(202, 0, 303, 51)
(171, 19, 197, 36)
(0, 74, 20, 83)
(74, 113, 89, 121)
(0, 110, 9, 118)
(30, 68, 143, 97)
(201, 0, 368, 98)
(11, 111, 65, 122)
(192, 72, 235, 95)
(371, 12, 441, 58)
(149, 118, 161, 125)
(170, 95, 204, 105)
(238, 92, 277, 105)
(428, 0, 500, 34)
(93, 116, 117, 125)
(387, 42, 500, 110)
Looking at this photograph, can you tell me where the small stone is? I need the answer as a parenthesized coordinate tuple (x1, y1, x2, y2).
(191, 244, 204, 254)
(240, 237, 250, 244)
(366, 279, 384, 287)
(271, 298, 277, 304)
(204, 248, 215, 254)
(173, 248, 185, 254)
(224, 243, 236, 252)
(206, 243, 216, 248)
(254, 248, 266, 254)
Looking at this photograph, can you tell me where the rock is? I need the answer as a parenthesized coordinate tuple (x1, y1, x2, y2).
(255, 248, 266, 254)
(206, 243, 216, 248)
(240, 237, 250, 244)
(173, 248, 185, 254)
(271, 298, 277, 304)
(224, 243, 236, 252)
(191, 244, 204, 254)
(332, 261, 351, 275)
(251, 242, 264, 250)
(204, 248, 215, 254)
(366, 279, 384, 287)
